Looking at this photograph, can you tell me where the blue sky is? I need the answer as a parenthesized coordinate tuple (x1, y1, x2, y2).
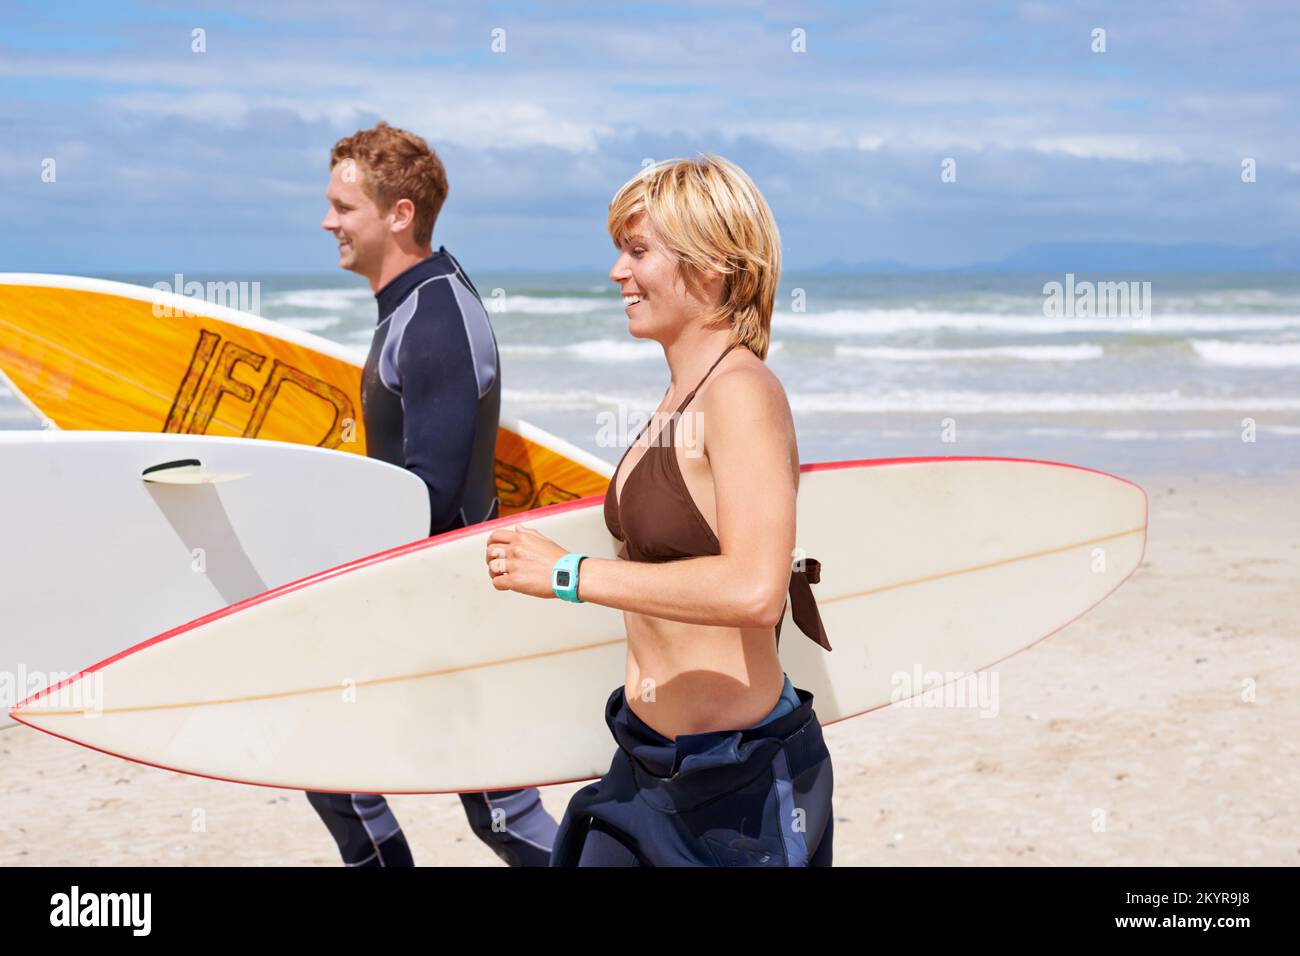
(1, 0, 1297, 272)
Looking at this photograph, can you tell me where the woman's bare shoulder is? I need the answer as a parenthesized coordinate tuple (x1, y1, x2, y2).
(709, 349, 788, 398)
(696, 352, 800, 485)
(700, 350, 793, 426)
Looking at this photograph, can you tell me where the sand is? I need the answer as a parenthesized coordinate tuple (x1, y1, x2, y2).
(2, 470, 1297, 866)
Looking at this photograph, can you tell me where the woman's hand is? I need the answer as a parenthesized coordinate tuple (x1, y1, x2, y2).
(485, 525, 569, 599)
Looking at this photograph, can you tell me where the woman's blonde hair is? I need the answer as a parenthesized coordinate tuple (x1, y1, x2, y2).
(607, 154, 781, 360)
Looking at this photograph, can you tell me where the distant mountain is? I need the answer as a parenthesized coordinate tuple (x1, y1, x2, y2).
(804, 257, 923, 273)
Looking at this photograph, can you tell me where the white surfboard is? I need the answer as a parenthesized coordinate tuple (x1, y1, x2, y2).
(0, 431, 430, 727)
(10, 457, 1147, 791)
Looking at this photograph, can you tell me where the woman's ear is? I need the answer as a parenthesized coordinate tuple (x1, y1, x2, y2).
(704, 262, 729, 301)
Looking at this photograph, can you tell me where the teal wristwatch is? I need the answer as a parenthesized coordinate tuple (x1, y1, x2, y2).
(552, 553, 588, 603)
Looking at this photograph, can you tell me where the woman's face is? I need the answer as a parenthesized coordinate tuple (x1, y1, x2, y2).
(609, 216, 722, 342)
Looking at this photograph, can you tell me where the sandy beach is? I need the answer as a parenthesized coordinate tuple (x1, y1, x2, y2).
(2, 469, 1296, 867)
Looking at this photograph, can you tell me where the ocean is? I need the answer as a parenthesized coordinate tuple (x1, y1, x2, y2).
(4, 270, 1299, 478)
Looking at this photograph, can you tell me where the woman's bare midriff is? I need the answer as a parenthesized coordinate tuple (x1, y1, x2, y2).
(624, 611, 785, 740)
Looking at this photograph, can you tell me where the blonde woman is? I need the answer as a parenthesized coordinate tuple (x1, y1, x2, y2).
(485, 155, 833, 866)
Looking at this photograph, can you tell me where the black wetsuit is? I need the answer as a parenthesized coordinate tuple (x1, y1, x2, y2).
(305, 249, 558, 867)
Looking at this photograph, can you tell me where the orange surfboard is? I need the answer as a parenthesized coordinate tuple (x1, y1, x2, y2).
(0, 274, 612, 515)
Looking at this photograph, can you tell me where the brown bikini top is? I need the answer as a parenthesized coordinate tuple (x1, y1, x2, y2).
(603, 342, 831, 651)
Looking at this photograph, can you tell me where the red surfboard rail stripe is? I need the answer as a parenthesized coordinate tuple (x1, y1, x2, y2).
(8, 504, 1147, 796)
(10, 454, 1149, 796)
(12, 454, 1146, 713)
(18, 517, 1146, 720)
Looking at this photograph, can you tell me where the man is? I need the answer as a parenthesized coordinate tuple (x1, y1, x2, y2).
(310, 121, 557, 867)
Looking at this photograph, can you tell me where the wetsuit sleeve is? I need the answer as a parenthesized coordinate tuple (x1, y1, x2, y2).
(395, 286, 483, 534)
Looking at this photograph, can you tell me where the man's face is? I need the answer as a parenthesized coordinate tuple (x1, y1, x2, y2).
(322, 160, 390, 279)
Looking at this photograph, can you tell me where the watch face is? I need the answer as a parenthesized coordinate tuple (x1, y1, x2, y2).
(556, 570, 571, 587)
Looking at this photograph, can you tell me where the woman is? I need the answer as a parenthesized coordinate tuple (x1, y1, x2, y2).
(484, 154, 833, 866)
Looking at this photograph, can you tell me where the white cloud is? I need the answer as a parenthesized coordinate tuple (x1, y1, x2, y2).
(1030, 135, 1185, 162)
(104, 91, 252, 125)
(406, 101, 612, 152)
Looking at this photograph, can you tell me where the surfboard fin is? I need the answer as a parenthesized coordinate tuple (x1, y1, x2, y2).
(141, 458, 249, 485)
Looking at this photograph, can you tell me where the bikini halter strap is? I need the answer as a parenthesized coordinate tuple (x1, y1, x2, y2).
(674, 342, 737, 415)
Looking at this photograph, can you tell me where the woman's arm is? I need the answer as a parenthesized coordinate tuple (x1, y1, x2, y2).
(486, 365, 799, 628)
